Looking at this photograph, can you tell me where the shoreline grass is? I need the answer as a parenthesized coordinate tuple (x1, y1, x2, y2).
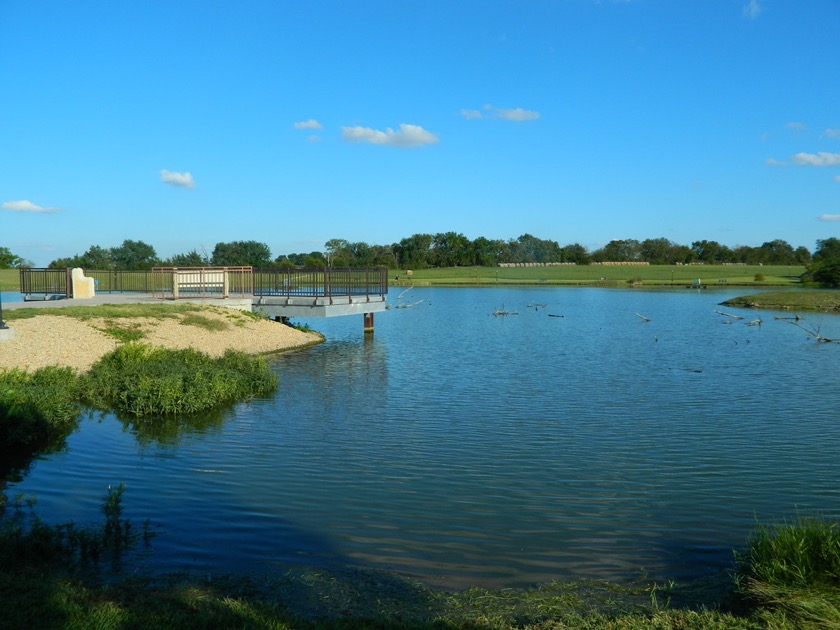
(722, 290, 840, 312)
(2, 491, 839, 629)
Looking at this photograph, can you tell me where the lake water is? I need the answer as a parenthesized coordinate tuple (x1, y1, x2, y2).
(5, 287, 840, 590)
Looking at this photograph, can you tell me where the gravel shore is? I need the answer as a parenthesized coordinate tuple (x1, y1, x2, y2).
(0, 306, 322, 373)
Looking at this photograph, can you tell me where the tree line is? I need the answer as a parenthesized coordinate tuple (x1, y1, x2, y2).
(1, 234, 839, 286)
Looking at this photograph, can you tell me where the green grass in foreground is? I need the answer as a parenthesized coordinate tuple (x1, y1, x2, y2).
(3, 488, 840, 629)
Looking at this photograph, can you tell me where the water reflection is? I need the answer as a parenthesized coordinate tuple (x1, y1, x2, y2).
(5, 288, 840, 589)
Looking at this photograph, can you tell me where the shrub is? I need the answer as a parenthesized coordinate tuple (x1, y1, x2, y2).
(83, 344, 278, 417)
(0, 367, 82, 455)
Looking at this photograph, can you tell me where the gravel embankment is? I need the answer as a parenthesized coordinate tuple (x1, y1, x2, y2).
(0, 307, 321, 373)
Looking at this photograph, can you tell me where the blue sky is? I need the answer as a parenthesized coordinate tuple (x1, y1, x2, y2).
(2, 0, 839, 266)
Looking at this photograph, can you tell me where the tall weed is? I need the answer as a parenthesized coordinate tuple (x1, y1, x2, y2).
(84, 344, 277, 417)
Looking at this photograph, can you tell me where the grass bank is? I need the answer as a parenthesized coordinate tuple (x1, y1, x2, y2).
(722, 290, 840, 312)
(395, 265, 805, 287)
(2, 488, 839, 629)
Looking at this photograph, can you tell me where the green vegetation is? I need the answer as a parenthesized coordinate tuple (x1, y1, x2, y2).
(0, 268, 19, 292)
(1, 489, 839, 628)
(0, 344, 277, 466)
(736, 516, 840, 627)
(397, 265, 805, 287)
(722, 291, 840, 312)
(84, 345, 277, 417)
(0, 367, 82, 477)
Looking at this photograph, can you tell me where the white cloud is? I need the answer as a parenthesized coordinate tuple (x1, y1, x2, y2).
(160, 170, 196, 188)
(460, 104, 541, 122)
(497, 107, 541, 122)
(340, 123, 439, 148)
(294, 119, 323, 130)
(2, 199, 59, 213)
(790, 152, 840, 167)
(833, 175, 840, 183)
(825, 128, 840, 139)
(765, 158, 786, 166)
(743, 0, 763, 19)
(819, 214, 840, 222)
(785, 122, 806, 130)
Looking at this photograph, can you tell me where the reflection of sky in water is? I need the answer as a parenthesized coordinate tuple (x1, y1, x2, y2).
(6, 288, 840, 589)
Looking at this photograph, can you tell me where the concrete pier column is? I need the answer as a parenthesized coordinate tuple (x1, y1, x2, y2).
(363, 312, 374, 334)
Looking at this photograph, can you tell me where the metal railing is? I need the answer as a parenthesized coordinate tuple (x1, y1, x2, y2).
(87, 270, 157, 293)
(151, 267, 254, 299)
(19, 267, 389, 301)
(253, 267, 388, 300)
(19, 268, 72, 298)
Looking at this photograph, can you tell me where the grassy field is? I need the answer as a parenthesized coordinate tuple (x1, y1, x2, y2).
(395, 264, 806, 287)
(0, 268, 19, 292)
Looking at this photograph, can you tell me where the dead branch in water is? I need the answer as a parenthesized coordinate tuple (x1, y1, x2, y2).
(635, 313, 651, 322)
(714, 310, 744, 319)
(785, 320, 837, 343)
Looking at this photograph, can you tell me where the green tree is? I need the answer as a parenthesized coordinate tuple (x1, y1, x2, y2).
(561, 243, 591, 265)
(591, 239, 641, 262)
(394, 233, 433, 269)
(0, 247, 23, 269)
(166, 250, 209, 267)
(814, 237, 840, 261)
(111, 240, 159, 270)
(211, 241, 272, 267)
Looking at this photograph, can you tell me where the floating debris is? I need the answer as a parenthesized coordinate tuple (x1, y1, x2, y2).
(635, 313, 651, 322)
(714, 310, 744, 319)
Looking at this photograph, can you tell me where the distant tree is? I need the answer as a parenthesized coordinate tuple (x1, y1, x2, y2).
(49, 244, 114, 269)
(394, 233, 433, 269)
(111, 240, 159, 270)
(166, 249, 209, 267)
(806, 237, 840, 287)
(0, 247, 23, 269)
(471, 236, 502, 267)
(324, 238, 352, 267)
(814, 237, 840, 262)
(591, 239, 641, 263)
(794, 246, 812, 265)
(560, 243, 591, 265)
(431, 232, 471, 267)
(691, 240, 733, 264)
(211, 241, 272, 267)
(756, 239, 796, 265)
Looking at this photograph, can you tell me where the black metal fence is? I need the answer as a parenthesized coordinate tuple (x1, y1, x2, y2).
(87, 270, 158, 293)
(253, 267, 388, 299)
(19, 267, 389, 300)
(19, 268, 72, 297)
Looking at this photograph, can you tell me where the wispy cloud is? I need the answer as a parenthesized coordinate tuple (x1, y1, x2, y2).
(743, 0, 763, 20)
(825, 128, 840, 140)
(294, 119, 323, 130)
(790, 152, 840, 167)
(341, 123, 439, 148)
(160, 170, 196, 188)
(819, 214, 840, 222)
(460, 104, 541, 122)
(785, 122, 806, 130)
(2, 199, 60, 213)
(833, 175, 840, 183)
(765, 158, 786, 166)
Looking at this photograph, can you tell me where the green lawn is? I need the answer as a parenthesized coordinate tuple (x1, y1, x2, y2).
(395, 264, 806, 287)
(0, 269, 19, 292)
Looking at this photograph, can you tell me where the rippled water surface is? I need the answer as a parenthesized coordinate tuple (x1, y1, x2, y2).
(6, 287, 840, 589)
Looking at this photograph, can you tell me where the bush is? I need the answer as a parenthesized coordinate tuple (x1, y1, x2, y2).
(0, 367, 82, 455)
(754, 273, 765, 282)
(83, 344, 278, 417)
